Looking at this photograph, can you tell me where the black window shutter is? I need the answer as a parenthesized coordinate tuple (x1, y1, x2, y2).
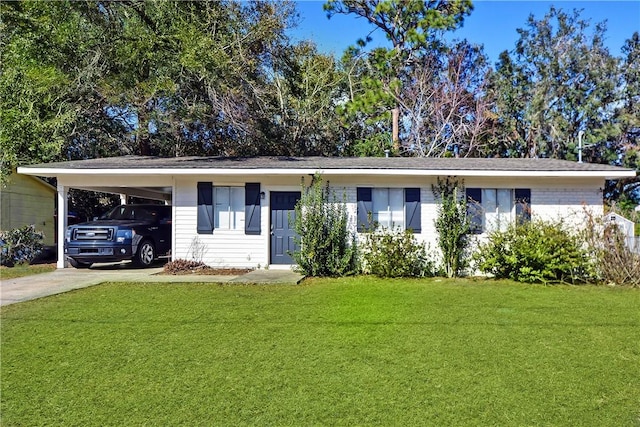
(245, 183, 261, 235)
(466, 188, 483, 234)
(356, 187, 373, 232)
(404, 188, 421, 233)
(515, 188, 531, 223)
(197, 182, 214, 234)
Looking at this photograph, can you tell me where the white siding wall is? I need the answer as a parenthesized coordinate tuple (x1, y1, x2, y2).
(173, 175, 605, 268)
(420, 187, 440, 249)
(304, 178, 443, 255)
(343, 185, 358, 234)
(173, 177, 268, 269)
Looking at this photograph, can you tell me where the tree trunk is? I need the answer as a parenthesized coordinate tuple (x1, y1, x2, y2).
(392, 107, 399, 151)
(137, 106, 152, 156)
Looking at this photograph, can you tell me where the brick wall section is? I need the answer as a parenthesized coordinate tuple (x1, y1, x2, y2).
(532, 187, 602, 227)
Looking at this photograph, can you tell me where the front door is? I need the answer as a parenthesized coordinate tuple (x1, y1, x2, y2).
(270, 191, 301, 264)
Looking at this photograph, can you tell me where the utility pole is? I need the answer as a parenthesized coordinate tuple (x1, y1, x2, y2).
(392, 107, 399, 151)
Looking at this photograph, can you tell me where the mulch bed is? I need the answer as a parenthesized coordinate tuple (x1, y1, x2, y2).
(162, 267, 253, 276)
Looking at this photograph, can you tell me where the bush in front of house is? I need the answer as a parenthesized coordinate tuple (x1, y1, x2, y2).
(292, 175, 359, 277)
(361, 227, 435, 278)
(0, 225, 44, 267)
(596, 226, 640, 287)
(432, 177, 473, 278)
(473, 219, 595, 284)
(582, 211, 640, 287)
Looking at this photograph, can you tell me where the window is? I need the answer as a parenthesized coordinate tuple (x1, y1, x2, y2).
(215, 186, 244, 230)
(357, 187, 421, 232)
(483, 189, 512, 232)
(373, 188, 404, 229)
(197, 183, 261, 234)
(466, 188, 531, 234)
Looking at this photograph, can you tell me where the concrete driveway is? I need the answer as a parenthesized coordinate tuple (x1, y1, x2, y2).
(0, 263, 304, 307)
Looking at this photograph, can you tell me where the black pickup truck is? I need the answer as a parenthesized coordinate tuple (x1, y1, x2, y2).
(64, 205, 172, 268)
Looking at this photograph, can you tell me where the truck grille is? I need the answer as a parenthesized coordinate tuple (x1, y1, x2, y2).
(72, 227, 114, 241)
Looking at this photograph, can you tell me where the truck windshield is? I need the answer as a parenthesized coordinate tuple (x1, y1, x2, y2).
(102, 206, 154, 221)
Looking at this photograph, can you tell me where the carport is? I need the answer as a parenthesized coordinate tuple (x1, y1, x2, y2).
(18, 158, 174, 268)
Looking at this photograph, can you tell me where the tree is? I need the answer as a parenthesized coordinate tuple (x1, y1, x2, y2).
(86, 0, 299, 158)
(608, 32, 640, 208)
(265, 41, 346, 156)
(489, 7, 619, 161)
(485, 51, 531, 158)
(330, 46, 392, 157)
(0, 0, 303, 182)
(400, 40, 495, 157)
(324, 0, 472, 151)
(487, 7, 639, 204)
(1, 1, 91, 182)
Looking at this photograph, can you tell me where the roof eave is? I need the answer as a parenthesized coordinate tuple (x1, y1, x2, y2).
(17, 166, 637, 179)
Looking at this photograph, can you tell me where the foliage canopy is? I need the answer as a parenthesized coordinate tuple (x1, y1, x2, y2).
(1, 1, 638, 204)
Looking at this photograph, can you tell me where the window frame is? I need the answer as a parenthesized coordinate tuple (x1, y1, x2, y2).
(483, 188, 513, 233)
(214, 186, 245, 231)
(372, 187, 405, 230)
(356, 187, 421, 233)
(466, 187, 531, 234)
(198, 182, 261, 235)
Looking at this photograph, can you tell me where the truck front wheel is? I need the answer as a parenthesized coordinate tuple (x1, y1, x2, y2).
(134, 240, 156, 267)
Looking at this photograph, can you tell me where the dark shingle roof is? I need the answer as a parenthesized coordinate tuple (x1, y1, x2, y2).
(20, 155, 636, 174)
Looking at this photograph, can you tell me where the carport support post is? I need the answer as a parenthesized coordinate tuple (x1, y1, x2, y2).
(57, 184, 68, 269)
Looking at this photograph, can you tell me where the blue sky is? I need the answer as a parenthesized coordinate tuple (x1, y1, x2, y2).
(288, 1, 640, 64)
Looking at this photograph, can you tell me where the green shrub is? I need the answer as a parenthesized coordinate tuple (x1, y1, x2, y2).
(292, 175, 358, 277)
(432, 178, 472, 277)
(474, 219, 595, 284)
(0, 225, 44, 267)
(361, 227, 435, 278)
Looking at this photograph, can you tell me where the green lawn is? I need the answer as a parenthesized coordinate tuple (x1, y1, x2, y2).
(2, 278, 639, 426)
(0, 263, 56, 279)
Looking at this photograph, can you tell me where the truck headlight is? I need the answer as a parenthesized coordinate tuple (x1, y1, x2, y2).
(65, 229, 72, 242)
(116, 229, 133, 243)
